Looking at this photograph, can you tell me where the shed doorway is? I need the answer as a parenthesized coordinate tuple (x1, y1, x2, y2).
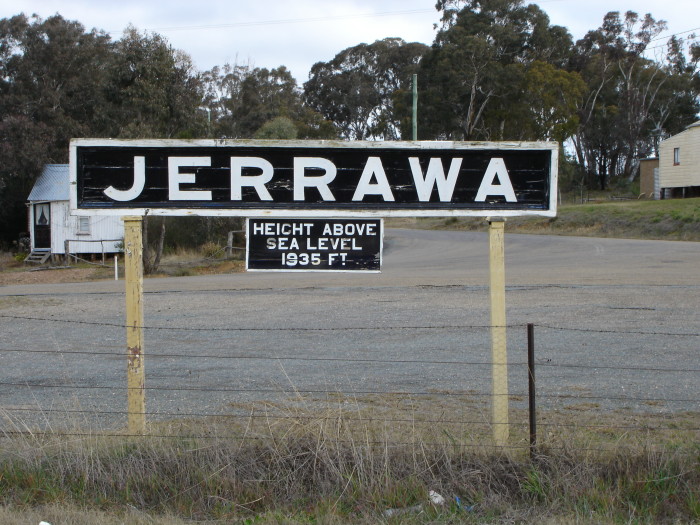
(33, 203, 51, 250)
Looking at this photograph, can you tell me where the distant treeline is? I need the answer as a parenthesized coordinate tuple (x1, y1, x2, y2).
(1, 0, 698, 244)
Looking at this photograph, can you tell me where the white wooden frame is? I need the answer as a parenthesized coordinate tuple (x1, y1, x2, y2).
(70, 138, 558, 218)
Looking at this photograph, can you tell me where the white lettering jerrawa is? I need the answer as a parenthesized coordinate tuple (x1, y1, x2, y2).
(103, 154, 518, 204)
(474, 158, 517, 202)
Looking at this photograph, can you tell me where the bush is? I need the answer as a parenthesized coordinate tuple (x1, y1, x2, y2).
(163, 217, 244, 252)
(199, 241, 223, 259)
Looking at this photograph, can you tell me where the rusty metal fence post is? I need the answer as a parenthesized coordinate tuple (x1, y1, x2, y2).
(528, 323, 537, 458)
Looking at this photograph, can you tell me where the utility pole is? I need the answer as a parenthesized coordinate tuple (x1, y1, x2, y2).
(412, 74, 418, 141)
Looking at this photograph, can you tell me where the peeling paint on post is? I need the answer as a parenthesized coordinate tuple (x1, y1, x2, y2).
(123, 216, 145, 434)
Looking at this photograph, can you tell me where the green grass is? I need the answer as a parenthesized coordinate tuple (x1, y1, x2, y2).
(388, 197, 700, 241)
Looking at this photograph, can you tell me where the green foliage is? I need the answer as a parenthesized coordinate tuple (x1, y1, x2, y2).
(0, 14, 112, 243)
(201, 64, 335, 140)
(522, 468, 549, 502)
(571, 10, 700, 189)
(106, 27, 205, 139)
(1, 4, 698, 245)
(162, 217, 244, 251)
(0, 15, 205, 244)
(304, 38, 428, 140)
(254, 116, 298, 140)
(419, 0, 575, 141)
(524, 62, 586, 142)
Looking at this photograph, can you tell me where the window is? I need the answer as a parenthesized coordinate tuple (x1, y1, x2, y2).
(34, 203, 50, 226)
(77, 216, 90, 235)
(673, 147, 680, 165)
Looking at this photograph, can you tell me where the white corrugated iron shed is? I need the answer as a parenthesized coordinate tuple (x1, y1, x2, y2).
(27, 164, 123, 255)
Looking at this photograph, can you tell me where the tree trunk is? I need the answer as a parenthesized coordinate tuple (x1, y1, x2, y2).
(153, 217, 166, 271)
(143, 216, 166, 274)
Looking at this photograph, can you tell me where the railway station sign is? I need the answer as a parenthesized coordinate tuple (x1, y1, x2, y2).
(246, 218, 382, 272)
(70, 139, 558, 217)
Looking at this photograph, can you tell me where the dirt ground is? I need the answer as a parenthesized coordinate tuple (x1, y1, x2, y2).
(0, 266, 110, 286)
(0, 254, 243, 286)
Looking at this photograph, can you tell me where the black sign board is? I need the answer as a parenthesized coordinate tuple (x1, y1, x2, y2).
(70, 139, 558, 217)
(246, 218, 382, 272)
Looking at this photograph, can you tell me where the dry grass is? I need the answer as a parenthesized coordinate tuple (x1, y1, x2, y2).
(0, 248, 245, 285)
(1, 396, 698, 523)
(388, 197, 700, 241)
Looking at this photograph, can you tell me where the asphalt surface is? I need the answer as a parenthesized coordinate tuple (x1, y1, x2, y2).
(1, 228, 698, 430)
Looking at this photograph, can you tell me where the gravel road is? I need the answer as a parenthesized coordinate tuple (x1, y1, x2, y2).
(1, 228, 698, 430)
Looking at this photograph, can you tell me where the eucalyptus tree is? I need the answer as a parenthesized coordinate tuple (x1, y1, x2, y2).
(202, 64, 336, 140)
(106, 26, 205, 139)
(419, 0, 574, 141)
(571, 10, 698, 188)
(648, 35, 700, 149)
(0, 13, 113, 243)
(303, 37, 428, 140)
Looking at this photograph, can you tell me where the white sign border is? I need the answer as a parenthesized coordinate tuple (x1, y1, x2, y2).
(245, 217, 384, 273)
(70, 138, 558, 218)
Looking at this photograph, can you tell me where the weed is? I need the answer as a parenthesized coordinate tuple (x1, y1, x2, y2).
(199, 241, 224, 259)
(521, 467, 549, 502)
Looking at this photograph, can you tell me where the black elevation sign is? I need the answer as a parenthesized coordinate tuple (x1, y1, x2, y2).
(246, 218, 382, 272)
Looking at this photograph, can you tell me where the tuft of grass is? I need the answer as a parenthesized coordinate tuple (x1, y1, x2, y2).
(199, 241, 225, 259)
(0, 251, 27, 272)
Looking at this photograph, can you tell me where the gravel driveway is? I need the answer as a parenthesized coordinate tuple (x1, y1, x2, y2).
(1, 229, 698, 430)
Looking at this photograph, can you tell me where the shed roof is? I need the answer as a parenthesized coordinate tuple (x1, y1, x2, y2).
(27, 164, 70, 202)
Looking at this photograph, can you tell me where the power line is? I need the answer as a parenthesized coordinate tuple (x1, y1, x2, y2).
(649, 27, 700, 43)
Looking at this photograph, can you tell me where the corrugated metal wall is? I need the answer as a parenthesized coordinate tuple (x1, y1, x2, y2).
(51, 201, 123, 254)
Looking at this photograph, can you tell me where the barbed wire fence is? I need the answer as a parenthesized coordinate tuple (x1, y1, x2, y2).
(0, 310, 698, 455)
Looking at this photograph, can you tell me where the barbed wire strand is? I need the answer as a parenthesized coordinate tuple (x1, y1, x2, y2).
(2, 406, 698, 433)
(3, 345, 699, 373)
(1, 313, 698, 338)
(1, 381, 696, 404)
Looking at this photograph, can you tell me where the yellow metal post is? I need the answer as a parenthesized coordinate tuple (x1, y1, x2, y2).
(488, 218, 509, 446)
(123, 216, 145, 434)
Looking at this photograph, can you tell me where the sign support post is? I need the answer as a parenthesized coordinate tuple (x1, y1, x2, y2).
(71, 139, 557, 443)
(488, 218, 509, 446)
(123, 216, 145, 434)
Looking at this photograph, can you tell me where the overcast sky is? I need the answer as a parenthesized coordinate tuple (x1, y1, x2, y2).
(3, 0, 699, 82)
